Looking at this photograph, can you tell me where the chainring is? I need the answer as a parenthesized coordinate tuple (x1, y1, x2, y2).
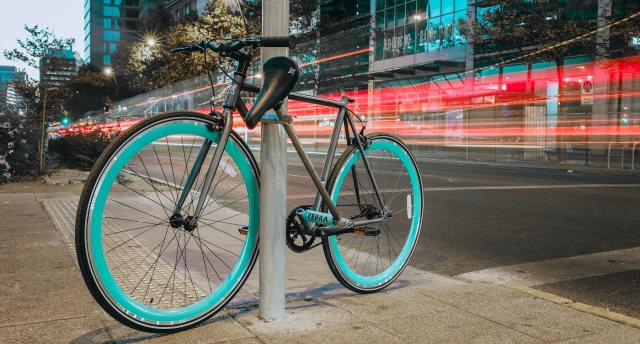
(286, 205, 316, 253)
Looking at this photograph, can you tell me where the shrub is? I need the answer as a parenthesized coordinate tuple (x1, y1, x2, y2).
(0, 108, 39, 184)
(48, 129, 116, 170)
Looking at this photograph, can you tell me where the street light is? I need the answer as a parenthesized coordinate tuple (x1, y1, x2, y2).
(104, 67, 118, 105)
(147, 38, 155, 47)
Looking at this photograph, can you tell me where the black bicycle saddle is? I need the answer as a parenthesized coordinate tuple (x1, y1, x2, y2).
(245, 56, 300, 130)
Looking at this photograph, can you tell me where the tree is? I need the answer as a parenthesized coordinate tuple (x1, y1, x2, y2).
(0, 105, 40, 183)
(63, 63, 114, 121)
(3, 25, 75, 173)
(113, 0, 367, 95)
(112, 0, 259, 94)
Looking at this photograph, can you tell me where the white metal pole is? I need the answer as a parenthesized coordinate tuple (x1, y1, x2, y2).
(259, 0, 289, 321)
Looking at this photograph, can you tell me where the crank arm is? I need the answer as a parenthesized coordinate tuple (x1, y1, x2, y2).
(315, 226, 381, 237)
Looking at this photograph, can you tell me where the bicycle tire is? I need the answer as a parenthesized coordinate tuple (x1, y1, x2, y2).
(322, 133, 423, 293)
(75, 111, 260, 332)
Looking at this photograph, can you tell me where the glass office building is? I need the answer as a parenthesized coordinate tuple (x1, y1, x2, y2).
(0, 66, 27, 107)
(84, 0, 152, 66)
(375, 0, 466, 60)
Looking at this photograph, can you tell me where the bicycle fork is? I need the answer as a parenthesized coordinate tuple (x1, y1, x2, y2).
(171, 111, 234, 228)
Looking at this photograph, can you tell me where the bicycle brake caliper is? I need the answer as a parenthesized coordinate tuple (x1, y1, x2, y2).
(206, 110, 225, 132)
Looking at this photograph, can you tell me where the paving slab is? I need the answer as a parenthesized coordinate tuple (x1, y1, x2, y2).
(0, 267, 103, 326)
(323, 289, 454, 322)
(232, 301, 404, 344)
(378, 308, 543, 343)
(0, 243, 75, 274)
(0, 316, 110, 344)
(461, 290, 614, 342)
(557, 326, 640, 344)
(34, 191, 80, 202)
(100, 312, 255, 344)
(0, 193, 36, 202)
(1, 189, 640, 343)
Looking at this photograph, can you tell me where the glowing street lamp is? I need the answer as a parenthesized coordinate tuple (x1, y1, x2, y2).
(147, 38, 156, 47)
(103, 68, 118, 103)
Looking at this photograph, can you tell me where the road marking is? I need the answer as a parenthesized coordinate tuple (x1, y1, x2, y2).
(285, 184, 640, 199)
(424, 184, 640, 191)
(504, 283, 640, 329)
(422, 174, 456, 182)
(287, 173, 311, 178)
(456, 246, 640, 287)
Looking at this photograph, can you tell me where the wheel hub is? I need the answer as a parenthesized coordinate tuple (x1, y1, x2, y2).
(360, 204, 382, 220)
(169, 213, 197, 232)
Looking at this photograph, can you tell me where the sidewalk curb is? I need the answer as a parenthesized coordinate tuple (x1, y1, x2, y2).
(413, 156, 640, 176)
(504, 283, 640, 329)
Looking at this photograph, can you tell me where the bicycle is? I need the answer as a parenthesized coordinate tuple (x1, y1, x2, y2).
(75, 36, 423, 333)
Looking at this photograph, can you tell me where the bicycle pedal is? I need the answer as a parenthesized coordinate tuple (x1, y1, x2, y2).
(238, 225, 248, 236)
(353, 227, 380, 236)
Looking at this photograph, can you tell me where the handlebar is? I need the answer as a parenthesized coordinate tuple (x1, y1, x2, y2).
(251, 36, 297, 48)
(170, 35, 296, 55)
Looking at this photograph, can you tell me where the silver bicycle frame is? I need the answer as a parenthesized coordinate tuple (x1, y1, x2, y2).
(173, 76, 387, 230)
(274, 97, 386, 229)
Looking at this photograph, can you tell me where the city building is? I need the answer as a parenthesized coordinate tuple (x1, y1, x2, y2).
(0, 66, 27, 108)
(84, 0, 146, 65)
(139, 0, 166, 23)
(360, 0, 640, 160)
(111, 0, 640, 162)
(85, 0, 211, 65)
(39, 48, 83, 86)
(165, 0, 207, 22)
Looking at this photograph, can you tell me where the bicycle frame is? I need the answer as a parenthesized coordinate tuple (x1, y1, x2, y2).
(174, 61, 387, 236)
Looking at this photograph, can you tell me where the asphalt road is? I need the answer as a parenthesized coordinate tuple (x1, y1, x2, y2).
(282, 151, 640, 319)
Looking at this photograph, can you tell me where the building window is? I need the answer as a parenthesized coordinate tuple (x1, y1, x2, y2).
(376, 0, 466, 61)
(185, 3, 190, 14)
(177, 9, 181, 19)
(104, 55, 111, 65)
(104, 6, 120, 17)
(104, 31, 121, 41)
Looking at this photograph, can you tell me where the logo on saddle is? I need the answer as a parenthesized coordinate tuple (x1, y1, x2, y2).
(288, 67, 296, 75)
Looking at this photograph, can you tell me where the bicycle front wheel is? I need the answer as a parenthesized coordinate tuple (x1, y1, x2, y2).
(75, 112, 260, 332)
(322, 133, 423, 293)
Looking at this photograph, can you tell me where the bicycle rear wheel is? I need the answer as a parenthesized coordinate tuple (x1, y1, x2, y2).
(322, 133, 422, 293)
(75, 111, 260, 332)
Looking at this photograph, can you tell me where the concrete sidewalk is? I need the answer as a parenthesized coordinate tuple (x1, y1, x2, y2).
(1, 184, 640, 343)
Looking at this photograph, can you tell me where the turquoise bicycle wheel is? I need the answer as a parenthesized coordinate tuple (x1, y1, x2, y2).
(75, 112, 260, 332)
(322, 134, 423, 293)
